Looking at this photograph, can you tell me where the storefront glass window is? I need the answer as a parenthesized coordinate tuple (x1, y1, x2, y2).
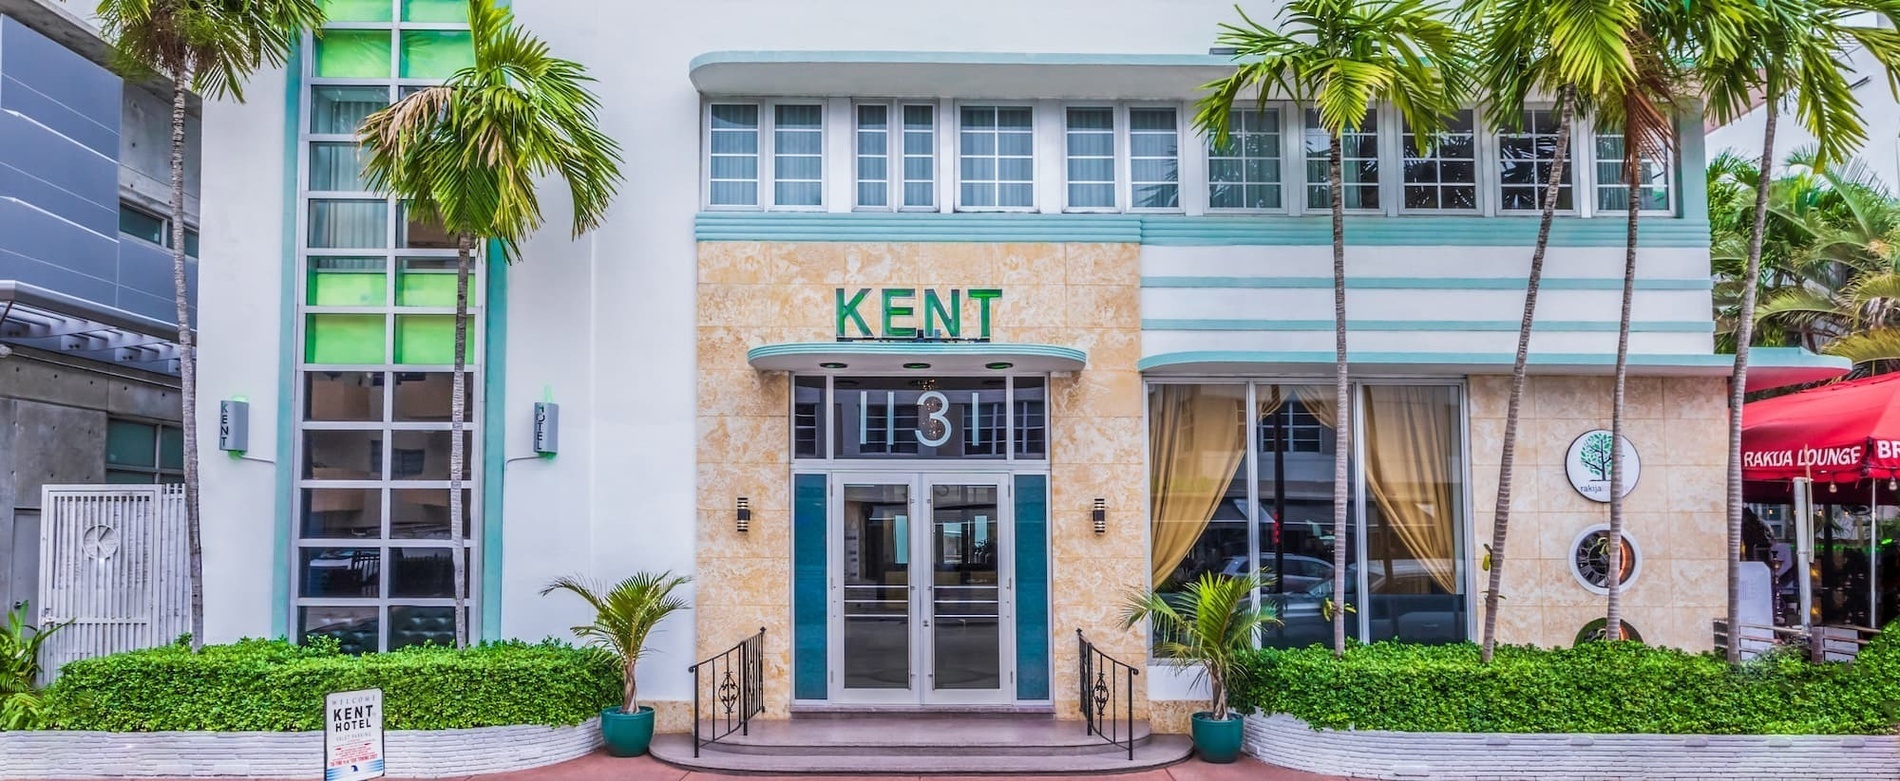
(295, 3, 477, 652)
(1148, 382, 1467, 647)
(790, 375, 1047, 462)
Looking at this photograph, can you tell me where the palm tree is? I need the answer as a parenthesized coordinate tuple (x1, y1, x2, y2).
(1600, 38, 1683, 640)
(96, 0, 325, 650)
(1196, 0, 1460, 656)
(360, 0, 623, 646)
(1698, 0, 1900, 663)
(1465, 0, 1647, 662)
(541, 572, 691, 715)
(1120, 571, 1279, 722)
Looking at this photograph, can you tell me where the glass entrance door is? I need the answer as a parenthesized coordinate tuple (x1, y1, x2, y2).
(832, 474, 1013, 705)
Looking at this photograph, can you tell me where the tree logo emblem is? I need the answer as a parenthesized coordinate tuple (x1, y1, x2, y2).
(1564, 429, 1640, 503)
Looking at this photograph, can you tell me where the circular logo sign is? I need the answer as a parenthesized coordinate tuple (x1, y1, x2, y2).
(1564, 430, 1640, 502)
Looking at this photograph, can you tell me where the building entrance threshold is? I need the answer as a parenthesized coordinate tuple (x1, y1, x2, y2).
(647, 714, 1190, 775)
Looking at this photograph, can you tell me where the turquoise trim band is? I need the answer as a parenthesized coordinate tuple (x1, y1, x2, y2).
(694, 212, 1712, 248)
(480, 240, 507, 641)
(1142, 276, 1714, 291)
(1142, 319, 1716, 333)
(1137, 347, 1850, 374)
(690, 50, 1234, 71)
(271, 44, 304, 639)
(747, 341, 1087, 366)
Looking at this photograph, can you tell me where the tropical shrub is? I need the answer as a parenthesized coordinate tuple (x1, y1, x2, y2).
(1230, 626, 1900, 735)
(1, 604, 69, 730)
(39, 637, 618, 732)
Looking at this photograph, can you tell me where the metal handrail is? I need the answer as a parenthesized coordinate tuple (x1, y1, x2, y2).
(1077, 629, 1139, 761)
(688, 626, 765, 758)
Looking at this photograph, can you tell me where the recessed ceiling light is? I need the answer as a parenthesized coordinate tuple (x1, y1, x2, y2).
(985, 362, 1014, 370)
(819, 362, 847, 369)
(903, 362, 931, 370)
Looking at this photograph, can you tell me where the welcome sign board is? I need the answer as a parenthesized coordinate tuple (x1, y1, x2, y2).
(324, 689, 385, 781)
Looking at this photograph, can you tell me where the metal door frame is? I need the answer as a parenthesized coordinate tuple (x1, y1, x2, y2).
(917, 472, 1015, 705)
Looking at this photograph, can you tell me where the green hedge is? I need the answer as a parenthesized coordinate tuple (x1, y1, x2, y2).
(39, 638, 619, 732)
(1230, 626, 1900, 735)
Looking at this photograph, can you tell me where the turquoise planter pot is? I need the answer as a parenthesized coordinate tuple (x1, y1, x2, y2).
(1190, 712, 1245, 764)
(599, 705, 655, 757)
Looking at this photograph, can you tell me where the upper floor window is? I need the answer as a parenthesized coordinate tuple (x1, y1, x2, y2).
(1065, 107, 1117, 210)
(1497, 108, 1574, 212)
(855, 102, 938, 210)
(959, 106, 1034, 209)
(774, 104, 824, 207)
(1208, 108, 1283, 211)
(1594, 131, 1673, 213)
(1304, 109, 1380, 211)
(708, 104, 760, 207)
(855, 104, 890, 208)
(119, 203, 200, 258)
(1401, 109, 1478, 211)
(1129, 107, 1181, 210)
(106, 419, 183, 484)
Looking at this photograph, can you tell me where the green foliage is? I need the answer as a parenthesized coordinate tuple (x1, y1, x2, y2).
(95, 0, 324, 100)
(1123, 571, 1279, 720)
(38, 638, 619, 732)
(540, 571, 691, 713)
(1, 603, 69, 730)
(1230, 627, 1900, 734)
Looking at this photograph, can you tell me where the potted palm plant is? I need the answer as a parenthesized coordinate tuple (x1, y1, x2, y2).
(541, 572, 690, 757)
(1123, 571, 1277, 764)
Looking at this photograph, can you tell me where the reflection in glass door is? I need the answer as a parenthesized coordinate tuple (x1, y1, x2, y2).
(839, 482, 913, 700)
(925, 479, 1009, 702)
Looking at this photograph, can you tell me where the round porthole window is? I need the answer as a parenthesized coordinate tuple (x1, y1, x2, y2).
(1576, 618, 1644, 644)
(1569, 525, 1641, 595)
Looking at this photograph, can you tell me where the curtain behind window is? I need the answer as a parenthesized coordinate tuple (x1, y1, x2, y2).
(1148, 385, 1246, 585)
(1362, 385, 1460, 593)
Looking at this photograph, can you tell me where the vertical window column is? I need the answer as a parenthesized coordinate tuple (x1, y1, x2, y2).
(774, 104, 825, 207)
(297, 0, 478, 653)
(1128, 108, 1180, 210)
(1497, 108, 1575, 212)
(1207, 108, 1283, 210)
(1401, 109, 1478, 211)
(855, 104, 889, 209)
(1594, 130, 1673, 213)
(1304, 109, 1380, 211)
(1064, 107, 1116, 210)
(708, 104, 761, 207)
(901, 105, 937, 209)
(959, 106, 1034, 209)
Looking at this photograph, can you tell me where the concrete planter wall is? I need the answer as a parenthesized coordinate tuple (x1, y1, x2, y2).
(0, 719, 600, 779)
(1246, 714, 1900, 781)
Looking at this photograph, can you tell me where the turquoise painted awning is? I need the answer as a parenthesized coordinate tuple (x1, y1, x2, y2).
(1137, 347, 1849, 392)
(748, 341, 1086, 374)
(689, 50, 1237, 99)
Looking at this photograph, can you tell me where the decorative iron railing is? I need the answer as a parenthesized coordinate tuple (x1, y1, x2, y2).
(689, 626, 765, 758)
(1077, 628, 1139, 761)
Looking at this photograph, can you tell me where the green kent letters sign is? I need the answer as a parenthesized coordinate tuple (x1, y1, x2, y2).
(836, 288, 1002, 340)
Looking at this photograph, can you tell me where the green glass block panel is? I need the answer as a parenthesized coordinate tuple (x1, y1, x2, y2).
(401, 0, 467, 22)
(307, 314, 388, 364)
(315, 30, 391, 78)
(397, 258, 471, 307)
(321, 0, 393, 22)
(309, 258, 388, 306)
(395, 314, 460, 364)
(400, 30, 473, 79)
(106, 420, 157, 468)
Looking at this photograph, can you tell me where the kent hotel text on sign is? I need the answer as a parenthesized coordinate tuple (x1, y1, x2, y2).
(835, 287, 1003, 340)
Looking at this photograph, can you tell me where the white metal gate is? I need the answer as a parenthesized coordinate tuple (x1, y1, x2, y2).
(36, 485, 189, 682)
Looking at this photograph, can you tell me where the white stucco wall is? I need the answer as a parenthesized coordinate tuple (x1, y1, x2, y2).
(1707, 43, 1900, 189)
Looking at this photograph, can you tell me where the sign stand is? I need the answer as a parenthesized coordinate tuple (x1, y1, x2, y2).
(324, 688, 386, 781)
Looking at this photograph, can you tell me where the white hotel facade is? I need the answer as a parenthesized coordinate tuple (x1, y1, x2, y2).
(187, 0, 1846, 731)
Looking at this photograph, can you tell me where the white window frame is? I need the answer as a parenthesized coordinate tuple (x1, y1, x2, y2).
(1492, 103, 1581, 217)
(1205, 101, 1294, 215)
(1062, 104, 1119, 213)
(954, 102, 1038, 213)
(1299, 105, 1385, 215)
(849, 100, 942, 213)
(1397, 106, 1483, 216)
(1587, 120, 1677, 217)
(700, 97, 829, 211)
(851, 101, 892, 211)
(1125, 103, 1186, 213)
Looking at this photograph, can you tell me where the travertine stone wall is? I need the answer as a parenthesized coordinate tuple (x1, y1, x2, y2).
(1468, 375, 1731, 650)
(695, 241, 1146, 720)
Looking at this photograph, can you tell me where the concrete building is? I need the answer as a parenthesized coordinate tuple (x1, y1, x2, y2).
(0, 0, 200, 613)
(190, 0, 1847, 739)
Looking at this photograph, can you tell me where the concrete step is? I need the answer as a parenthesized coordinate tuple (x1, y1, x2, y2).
(648, 717, 1191, 775)
(650, 733, 1191, 775)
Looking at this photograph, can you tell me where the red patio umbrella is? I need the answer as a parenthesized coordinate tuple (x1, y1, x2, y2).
(1743, 373, 1900, 485)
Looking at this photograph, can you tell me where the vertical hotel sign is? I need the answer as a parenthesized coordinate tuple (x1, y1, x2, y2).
(324, 689, 385, 781)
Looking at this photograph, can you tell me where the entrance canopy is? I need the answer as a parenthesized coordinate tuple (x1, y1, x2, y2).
(747, 341, 1086, 374)
(1743, 373, 1900, 484)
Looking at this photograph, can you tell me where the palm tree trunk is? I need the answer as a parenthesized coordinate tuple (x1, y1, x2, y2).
(1482, 87, 1574, 663)
(1329, 130, 1351, 657)
(450, 234, 472, 648)
(1607, 136, 1641, 640)
(169, 70, 204, 651)
(624, 661, 638, 714)
(1726, 93, 1778, 664)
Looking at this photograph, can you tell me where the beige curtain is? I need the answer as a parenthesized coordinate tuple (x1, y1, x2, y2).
(1149, 385, 1247, 585)
(1291, 385, 1338, 429)
(1362, 386, 1460, 594)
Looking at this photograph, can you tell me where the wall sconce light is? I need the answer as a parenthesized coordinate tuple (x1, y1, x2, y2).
(736, 497, 751, 534)
(1888, 477, 1896, 492)
(1092, 498, 1106, 535)
(1829, 481, 1838, 494)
